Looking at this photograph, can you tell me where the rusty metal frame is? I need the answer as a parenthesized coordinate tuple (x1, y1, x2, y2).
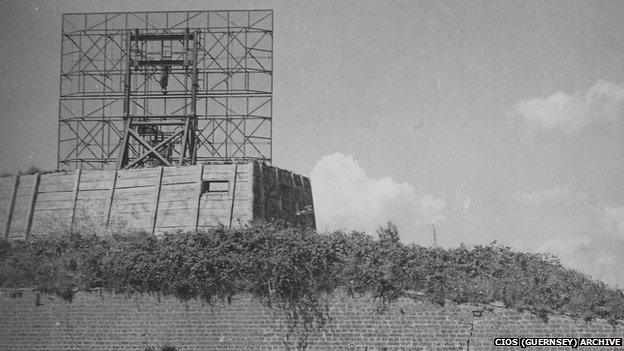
(58, 10, 273, 170)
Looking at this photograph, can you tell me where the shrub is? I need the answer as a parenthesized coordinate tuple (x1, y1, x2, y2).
(0, 221, 623, 347)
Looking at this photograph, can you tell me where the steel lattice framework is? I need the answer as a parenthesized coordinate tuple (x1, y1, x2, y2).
(58, 10, 273, 170)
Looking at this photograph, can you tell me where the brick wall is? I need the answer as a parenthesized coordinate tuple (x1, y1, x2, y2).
(0, 289, 620, 351)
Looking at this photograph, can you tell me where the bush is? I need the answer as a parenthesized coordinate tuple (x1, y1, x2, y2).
(0, 221, 622, 341)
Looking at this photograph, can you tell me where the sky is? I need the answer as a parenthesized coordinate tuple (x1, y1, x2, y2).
(1, 0, 623, 288)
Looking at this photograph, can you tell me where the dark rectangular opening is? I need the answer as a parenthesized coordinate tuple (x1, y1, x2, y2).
(201, 180, 229, 194)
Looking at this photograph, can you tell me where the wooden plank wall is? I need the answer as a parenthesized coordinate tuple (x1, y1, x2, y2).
(196, 163, 254, 230)
(0, 164, 259, 240)
(252, 163, 316, 229)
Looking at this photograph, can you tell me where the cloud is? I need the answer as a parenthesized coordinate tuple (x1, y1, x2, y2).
(463, 197, 472, 212)
(538, 230, 624, 289)
(604, 206, 624, 238)
(536, 205, 624, 288)
(514, 184, 570, 206)
(310, 153, 445, 241)
(515, 80, 624, 134)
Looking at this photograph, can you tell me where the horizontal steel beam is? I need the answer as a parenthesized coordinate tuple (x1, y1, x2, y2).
(131, 33, 194, 41)
(131, 120, 186, 126)
(134, 59, 186, 66)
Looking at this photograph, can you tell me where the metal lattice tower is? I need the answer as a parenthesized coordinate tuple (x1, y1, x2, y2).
(58, 10, 273, 170)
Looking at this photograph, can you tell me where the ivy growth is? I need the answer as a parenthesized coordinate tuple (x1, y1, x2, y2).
(0, 221, 623, 349)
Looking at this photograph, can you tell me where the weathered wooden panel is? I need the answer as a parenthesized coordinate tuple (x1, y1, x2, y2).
(37, 173, 74, 193)
(113, 202, 154, 214)
(15, 175, 36, 197)
(158, 200, 197, 211)
(113, 194, 154, 211)
(78, 178, 115, 191)
(77, 190, 110, 201)
(0, 161, 315, 237)
(33, 200, 72, 211)
(0, 177, 15, 199)
(80, 170, 116, 183)
(197, 213, 229, 227)
(31, 209, 70, 229)
(115, 179, 157, 189)
(35, 191, 73, 203)
(114, 188, 154, 199)
(161, 166, 198, 185)
(159, 183, 196, 199)
(156, 208, 196, 228)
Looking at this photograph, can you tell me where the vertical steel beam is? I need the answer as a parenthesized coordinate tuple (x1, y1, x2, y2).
(116, 30, 133, 170)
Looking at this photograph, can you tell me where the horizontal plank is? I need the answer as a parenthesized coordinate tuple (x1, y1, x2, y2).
(112, 202, 153, 213)
(78, 179, 114, 191)
(160, 182, 196, 192)
(114, 188, 155, 197)
(156, 208, 195, 219)
(16, 179, 36, 196)
(159, 193, 196, 203)
(39, 173, 75, 184)
(37, 180, 74, 193)
(76, 197, 109, 206)
(158, 200, 196, 211)
(73, 209, 111, 221)
(12, 197, 33, 214)
(34, 200, 72, 211)
(113, 195, 154, 206)
(115, 178, 158, 188)
(156, 212, 195, 227)
(80, 170, 116, 182)
(116, 168, 160, 179)
(0, 191, 15, 199)
(36, 191, 73, 202)
(76, 190, 109, 201)
(162, 166, 200, 183)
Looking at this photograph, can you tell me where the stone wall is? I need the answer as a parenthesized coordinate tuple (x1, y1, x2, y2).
(0, 289, 620, 351)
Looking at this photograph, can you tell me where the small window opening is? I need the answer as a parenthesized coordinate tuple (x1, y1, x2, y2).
(201, 180, 229, 194)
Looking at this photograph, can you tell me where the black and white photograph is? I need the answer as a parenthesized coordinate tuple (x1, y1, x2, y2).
(0, 1, 623, 350)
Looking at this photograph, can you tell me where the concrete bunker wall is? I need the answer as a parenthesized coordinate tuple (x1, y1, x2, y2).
(0, 162, 314, 240)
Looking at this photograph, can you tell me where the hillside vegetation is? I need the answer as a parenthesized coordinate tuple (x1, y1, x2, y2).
(1, 222, 623, 328)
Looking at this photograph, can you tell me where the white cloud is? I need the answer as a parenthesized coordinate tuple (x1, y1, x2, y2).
(516, 80, 624, 134)
(310, 153, 445, 241)
(514, 184, 570, 206)
(538, 230, 624, 288)
(604, 206, 624, 238)
(463, 197, 472, 212)
(535, 205, 624, 288)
